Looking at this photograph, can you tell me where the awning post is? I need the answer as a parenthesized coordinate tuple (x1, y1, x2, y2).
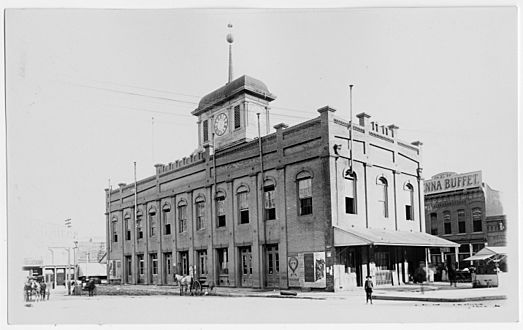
(425, 248, 429, 282)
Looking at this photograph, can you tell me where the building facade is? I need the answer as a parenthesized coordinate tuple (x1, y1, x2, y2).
(424, 171, 506, 268)
(106, 75, 456, 291)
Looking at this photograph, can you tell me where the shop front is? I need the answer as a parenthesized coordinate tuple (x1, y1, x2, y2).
(333, 227, 459, 291)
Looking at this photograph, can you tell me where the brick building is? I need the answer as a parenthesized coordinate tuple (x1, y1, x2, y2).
(105, 72, 457, 291)
(424, 171, 506, 268)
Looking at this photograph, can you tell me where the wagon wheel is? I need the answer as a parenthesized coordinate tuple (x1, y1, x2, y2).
(192, 280, 202, 295)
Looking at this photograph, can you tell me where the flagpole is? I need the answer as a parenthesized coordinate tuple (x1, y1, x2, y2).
(349, 84, 354, 174)
(133, 162, 138, 284)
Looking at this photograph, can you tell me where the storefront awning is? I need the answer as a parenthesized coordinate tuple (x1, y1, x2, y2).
(333, 227, 460, 248)
(463, 246, 507, 261)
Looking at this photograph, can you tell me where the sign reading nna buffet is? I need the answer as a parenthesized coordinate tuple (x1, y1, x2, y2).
(424, 171, 482, 195)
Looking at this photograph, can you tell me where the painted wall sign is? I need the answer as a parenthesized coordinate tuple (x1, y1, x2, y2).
(287, 252, 326, 288)
(108, 260, 122, 279)
(424, 171, 482, 195)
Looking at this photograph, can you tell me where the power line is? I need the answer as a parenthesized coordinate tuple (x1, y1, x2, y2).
(65, 81, 198, 106)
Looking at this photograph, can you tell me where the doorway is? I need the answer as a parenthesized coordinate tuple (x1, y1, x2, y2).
(239, 246, 252, 287)
(265, 244, 279, 288)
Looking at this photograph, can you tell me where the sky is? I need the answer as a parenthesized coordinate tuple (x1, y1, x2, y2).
(4, 6, 517, 261)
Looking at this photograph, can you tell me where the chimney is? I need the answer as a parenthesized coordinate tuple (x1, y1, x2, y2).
(387, 124, 399, 138)
(356, 112, 371, 127)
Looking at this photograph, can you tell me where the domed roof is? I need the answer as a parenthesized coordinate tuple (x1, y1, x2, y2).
(192, 75, 276, 116)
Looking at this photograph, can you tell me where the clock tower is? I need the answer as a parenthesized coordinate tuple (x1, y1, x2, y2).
(191, 26, 276, 150)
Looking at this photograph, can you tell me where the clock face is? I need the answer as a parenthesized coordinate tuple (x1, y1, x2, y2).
(214, 113, 228, 136)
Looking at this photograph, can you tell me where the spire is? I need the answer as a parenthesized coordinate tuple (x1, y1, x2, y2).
(226, 23, 234, 84)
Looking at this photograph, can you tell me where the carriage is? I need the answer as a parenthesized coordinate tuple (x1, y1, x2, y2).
(173, 274, 214, 296)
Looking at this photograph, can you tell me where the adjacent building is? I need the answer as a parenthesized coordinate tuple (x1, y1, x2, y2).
(424, 171, 506, 268)
(105, 70, 457, 290)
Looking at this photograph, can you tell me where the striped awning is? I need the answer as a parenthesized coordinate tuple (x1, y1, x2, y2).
(334, 227, 460, 248)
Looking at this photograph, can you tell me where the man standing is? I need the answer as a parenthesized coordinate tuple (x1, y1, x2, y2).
(364, 275, 374, 304)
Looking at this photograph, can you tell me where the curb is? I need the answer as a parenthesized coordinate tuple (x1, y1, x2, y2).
(372, 295, 507, 303)
(213, 293, 326, 300)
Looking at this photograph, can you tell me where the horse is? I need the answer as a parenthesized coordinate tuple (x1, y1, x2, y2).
(173, 274, 193, 296)
(29, 280, 41, 302)
(24, 281, 32, 302)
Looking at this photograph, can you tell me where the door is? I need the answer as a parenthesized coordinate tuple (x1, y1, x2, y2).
(164, 253, 173, 284)
(265, 245, 280, 288)
(125, 256, 132, 284)
(239, 247, 252, 287)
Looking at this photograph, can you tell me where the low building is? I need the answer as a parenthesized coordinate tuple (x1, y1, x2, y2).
(424, 171, 506, 268)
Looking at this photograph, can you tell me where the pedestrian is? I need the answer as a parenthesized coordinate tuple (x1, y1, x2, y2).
(364, 275, 374, 304)
(448, 262, 457, 287)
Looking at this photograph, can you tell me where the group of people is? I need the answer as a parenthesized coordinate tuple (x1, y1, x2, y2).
(24, 277, 49, 302)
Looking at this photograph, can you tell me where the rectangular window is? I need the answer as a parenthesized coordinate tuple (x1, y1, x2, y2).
(151, 253, 158, 275)
(298, 178, 313, 215)
(264, 185, 276, 220)
(112, 221, 118, 242)
(430, 213, 438, 235)
(217, 248, 228, 274)
(217, 196, 226, 227)
(473, 209, 483, 232)
(196, 202, 205, 230)
(458, 210, 466, 233)
(198, 250, 208, 277)
(443, 211, 451, 234)
(238, 192, 249, 224)
(203, 120, 209, 142)
(405, 205, 413, 221)
(164, 223, 171, 235)
(178, 205, 187, 233)
(234, 105, 241, 129)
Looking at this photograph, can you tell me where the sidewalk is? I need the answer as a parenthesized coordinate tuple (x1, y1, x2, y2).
(90, 281, 507, 303)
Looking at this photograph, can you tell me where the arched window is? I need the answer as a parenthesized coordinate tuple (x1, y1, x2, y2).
(124, 212, 131, 240)
(237, 185, 250, 224)
(216, 190, 227, 227)
(344, 170, 357, 214)
(472, 208, 483, 232)
(162, 203, 171, 235)
(264, 178, 276, 220)
(297, 171, 313, 215)
(405, 183, 414, 220)
(195, 195, 206, 231)
(111, 216, 118, 243)
(377, 177, 389, 218)
(148, 207, 157, 237)
(443, 210, 451, 234)
(136, 209, 144, 239)
(177, 199, 188, 233)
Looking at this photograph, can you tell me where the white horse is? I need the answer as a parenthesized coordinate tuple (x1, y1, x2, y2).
(173, 274, 193, 296)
